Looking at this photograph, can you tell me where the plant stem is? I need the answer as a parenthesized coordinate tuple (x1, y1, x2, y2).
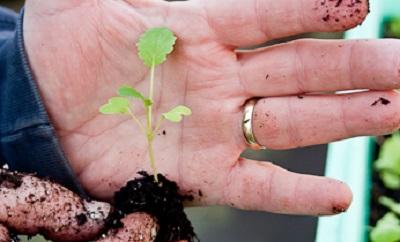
(128, 108, 146, 135)
(146, 63, 158, 182)
(148, 63, 155, 126)
(147, 136, 157, 181)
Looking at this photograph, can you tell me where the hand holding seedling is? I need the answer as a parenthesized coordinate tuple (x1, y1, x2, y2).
(23, 0, 400, 216)
(99, 28, 191, 181)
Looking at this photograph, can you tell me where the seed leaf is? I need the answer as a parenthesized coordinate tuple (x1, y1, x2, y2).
(137, 27, 177, 67)
(99, 97, 130, 115)
(162, 105, 192, 123)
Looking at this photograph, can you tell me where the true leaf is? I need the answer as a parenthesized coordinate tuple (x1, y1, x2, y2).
(371, 213, 400, 242)
(137, 27, 177, 67)
(99, 97, 130, 115)
(118, 86, 152, 107)
(162, 105, 192, 123)
(118, 86, 145, 99)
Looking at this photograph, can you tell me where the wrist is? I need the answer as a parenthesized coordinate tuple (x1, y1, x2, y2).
(0, 8, 86, 196)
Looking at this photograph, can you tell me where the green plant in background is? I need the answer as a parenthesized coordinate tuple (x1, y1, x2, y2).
(100, 27, 191, 182)
(386, 17, 400, 38)
(375, 133, 400, 189)
(370, 197, 400, 242)
(370, 212, 400, 242)
(371, 132, 400, 242)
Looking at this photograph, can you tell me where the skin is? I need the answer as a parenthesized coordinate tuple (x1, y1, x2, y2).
(0, 224, 10, 242)
(0, 169, 110, 242)
(21, 0, 400, 216)
(0, 169, 162, 242)
(97, 213, 159, 242)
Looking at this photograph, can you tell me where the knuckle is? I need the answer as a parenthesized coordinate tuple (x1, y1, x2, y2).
(375, 94, 400, 132)
(381, 109, 400, 133)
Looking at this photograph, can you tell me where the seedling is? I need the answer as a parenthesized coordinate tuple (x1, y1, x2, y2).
(375, 133, 400, 190)
(370, 212, 400, 242)
(100, 27, 191, 182)
(370, 197, 400, 242)
(371, 132, 400, 242)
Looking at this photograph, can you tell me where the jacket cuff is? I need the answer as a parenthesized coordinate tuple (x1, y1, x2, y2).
(0, 8, 87, 197)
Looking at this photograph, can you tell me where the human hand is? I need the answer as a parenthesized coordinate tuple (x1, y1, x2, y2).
(23, 0, 400, 216)
(0, 169, 164, 242)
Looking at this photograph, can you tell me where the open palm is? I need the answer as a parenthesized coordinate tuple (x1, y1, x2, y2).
(23, 0, 400, 215)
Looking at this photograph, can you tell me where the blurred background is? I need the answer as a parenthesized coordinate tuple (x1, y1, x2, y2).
(1, 1, 344, 241)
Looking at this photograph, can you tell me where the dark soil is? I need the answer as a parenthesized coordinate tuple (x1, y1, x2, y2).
(371, 97, 390, 106)
(106, 171, 197, 242)
(75, 213, 88, 226)
(0, 171, 23, 189)
(9, 230, 20, 242)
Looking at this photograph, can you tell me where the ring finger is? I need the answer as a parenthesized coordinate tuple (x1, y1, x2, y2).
(247, 90, 400, 149)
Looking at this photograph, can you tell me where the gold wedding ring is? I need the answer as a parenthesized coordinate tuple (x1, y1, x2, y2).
(243, 99, 266, 150)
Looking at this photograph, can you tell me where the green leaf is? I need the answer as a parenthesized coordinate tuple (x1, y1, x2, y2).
(137, 27, 177, 67)
(388, 18, 400, 38)
(382, 172, 400, 190)
(375, 134, 400, 189)
(371, 213, 400, 242)
(118, 86, 145, 99)
(380, 197, 400, 215)
(99, 97, 130, 115)
(118, 86, 152, 107)
(162, 105, 192, 123)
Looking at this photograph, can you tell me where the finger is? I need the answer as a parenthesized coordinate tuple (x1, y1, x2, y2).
(251, 91, 400, 149)
(239, 39, 400, 97)
(0, 224, 10, 242)
(222, 158, 352, 215)
(97, 213, 159, 242)
(197, 0, 369, 47)
(0, 169, 110, 241)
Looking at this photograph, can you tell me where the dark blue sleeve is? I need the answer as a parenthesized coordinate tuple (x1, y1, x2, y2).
(0, 7, 87, 197)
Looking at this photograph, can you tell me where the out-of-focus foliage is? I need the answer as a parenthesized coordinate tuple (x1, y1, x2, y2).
(370, 212, 400, 242)
(375, 134, 400, 189)
(385, 17, 400, 38)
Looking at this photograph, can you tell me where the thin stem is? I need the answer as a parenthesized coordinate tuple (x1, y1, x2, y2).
(147, 136, 157, 181)
(146, 62, 158, 182)
(127, 108, 146, 135)
(148, 63, 156, 129)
